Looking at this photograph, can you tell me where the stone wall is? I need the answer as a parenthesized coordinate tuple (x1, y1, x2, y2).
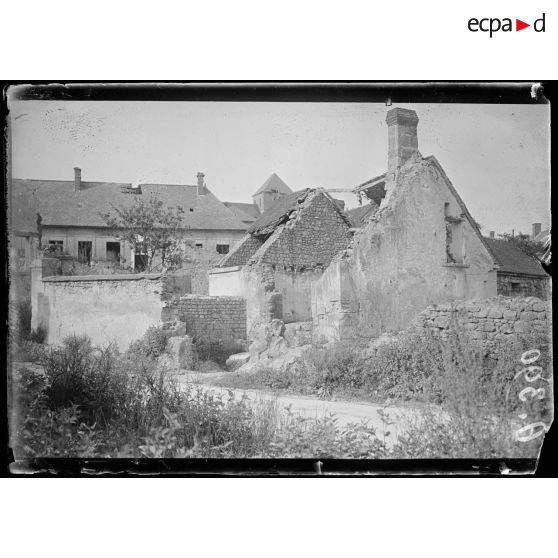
(497, 272, 550, 300)
(162, 295, 247, 343)
(414, 296, 551, 349)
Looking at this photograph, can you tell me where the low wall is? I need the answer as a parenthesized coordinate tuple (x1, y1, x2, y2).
(36, 274, 167, 349)
(162, 295, 247, 343)
(414, 296, 551, 348)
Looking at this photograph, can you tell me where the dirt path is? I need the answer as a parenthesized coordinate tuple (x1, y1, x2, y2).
(178, 373, 420, 444)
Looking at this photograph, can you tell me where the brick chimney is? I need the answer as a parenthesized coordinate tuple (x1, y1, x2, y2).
(532, 222, 542, 239)
(386, 107, 419, 171)
(197, 172, 207, 195)
(489, 231, 495, 238)
(74, 167, 82, 191)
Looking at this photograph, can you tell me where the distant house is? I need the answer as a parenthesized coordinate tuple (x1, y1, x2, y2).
(224, 172, 293, 226)
(10, 170, 247, 271)
(484, 237, 549, 298)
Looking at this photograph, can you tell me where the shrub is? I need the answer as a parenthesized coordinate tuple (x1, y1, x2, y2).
(41, 335, 129, 426)
(363, 332, 445, 401)
(128, 325, 169, 359)
(28, 325, 47, 344)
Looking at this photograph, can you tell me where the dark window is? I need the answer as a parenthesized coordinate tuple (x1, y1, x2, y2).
(195, 243, 203, 249)
(216, 244, 230, 254)
(78, 241, 92, 264)
(48, 240, 64, 254)
(511, 282, 522, 295)
(106, 242, 121, 262)
(189, 208, 194, 212)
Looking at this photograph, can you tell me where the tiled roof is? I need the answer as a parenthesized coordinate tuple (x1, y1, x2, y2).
(223, 202, 261, 224)
(484, 238, 547, 277)
(252, 173, 293, 197)
(247, 188, 352, 236)
(247, 189, 313, 236)
(10, 178, 247, 233)
(345, 203, 378, 228)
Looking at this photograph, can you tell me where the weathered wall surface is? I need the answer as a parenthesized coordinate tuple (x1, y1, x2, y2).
(210, 265, 321, 329)
(497, 272, 550, 300)
(11, 270, 31, 303)
(274, 268, 324, 323)
(414, 296, 551, 349)
(38, 274, 167, 348)
(209, 266, 244, 296)
(312, 157, 498, 340)
(162, 295, 246, 343)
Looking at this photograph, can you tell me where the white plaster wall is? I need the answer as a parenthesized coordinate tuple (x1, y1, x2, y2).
(40, 276, 165, 349)
(208, 267, 243, 296)
(312, 158, 498, 340)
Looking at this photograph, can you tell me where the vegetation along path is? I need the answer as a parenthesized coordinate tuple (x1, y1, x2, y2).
(178, 373, 421, 445)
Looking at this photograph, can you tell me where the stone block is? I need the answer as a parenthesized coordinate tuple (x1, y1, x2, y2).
(225, 352, 251, 371)
(488, 309, 503, 319)
(521, 312, 538, 321)
(503, 310, 517, 320)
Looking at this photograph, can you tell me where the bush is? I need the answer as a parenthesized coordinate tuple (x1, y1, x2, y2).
(128, 325, 169, 359)
(11, 333, 394, 459)
(363, 332, 445, 401)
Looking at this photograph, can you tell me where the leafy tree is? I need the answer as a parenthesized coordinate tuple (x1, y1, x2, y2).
(100, 196, 185, 272)
(498, 232, 546, 259)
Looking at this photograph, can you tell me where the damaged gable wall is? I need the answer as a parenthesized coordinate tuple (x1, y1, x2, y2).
(210, 191, 353, 334)
(253, 192, 353, 268)
(312, 156, 498, 340)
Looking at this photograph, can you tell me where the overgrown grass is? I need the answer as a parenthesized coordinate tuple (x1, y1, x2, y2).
(11, 324, 551, 459)
(10, 334, 389, 458)
(215, 326, 552, 458)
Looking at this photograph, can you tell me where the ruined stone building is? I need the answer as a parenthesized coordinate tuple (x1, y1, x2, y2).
(212, 107, 550, 342)
(209, 188, 353, 331)
(10, 171, 247, 271)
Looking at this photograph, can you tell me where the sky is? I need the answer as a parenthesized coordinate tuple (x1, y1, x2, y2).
(9, 100, 550, 236)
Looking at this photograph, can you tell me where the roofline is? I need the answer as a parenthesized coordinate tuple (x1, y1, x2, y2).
(496, 270, 549, 279)
(38, 224, 247, 232)
(423, 155, 501, 268)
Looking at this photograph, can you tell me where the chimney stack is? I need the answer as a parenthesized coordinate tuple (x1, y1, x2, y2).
(489, 231, 495, 238)
(74, 167, 82, 191)
(532, 222, 542, 239)
(386, 107, 419, 171)
(197, 172, 206, 195)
